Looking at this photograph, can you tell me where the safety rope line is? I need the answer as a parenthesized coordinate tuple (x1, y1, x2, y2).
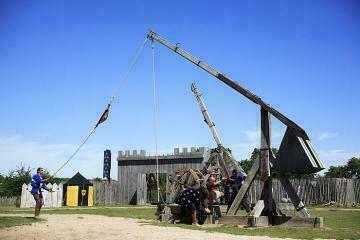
(151, 39, 161, 203)
(48, 130, 95, 181)
(45, 37, 149, 182)
(110, 37, 149, 105)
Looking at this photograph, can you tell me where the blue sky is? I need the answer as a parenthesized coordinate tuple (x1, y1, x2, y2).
(0, 1, 359, 178)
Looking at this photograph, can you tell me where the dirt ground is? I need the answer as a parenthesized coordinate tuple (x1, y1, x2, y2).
(0, 214, 289, 240)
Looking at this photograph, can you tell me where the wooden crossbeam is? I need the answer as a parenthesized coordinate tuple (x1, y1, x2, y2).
(278, 175, 310, 218)
(250, 200, 264, 218)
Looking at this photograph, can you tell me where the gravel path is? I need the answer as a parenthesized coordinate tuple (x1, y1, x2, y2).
(0, 214, 292, 240)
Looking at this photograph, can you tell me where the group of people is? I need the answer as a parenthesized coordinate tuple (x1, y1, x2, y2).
(175, 169, 251, 226)
(31, 166, 250, 223)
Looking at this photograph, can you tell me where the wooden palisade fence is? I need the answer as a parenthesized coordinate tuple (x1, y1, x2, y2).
(248, 178, 359, 206)
(1, 178, 358, 207)
(20, 183, 63, 208)
(92, 178, 360, 206)
(92, 181, 120, 205)
(0, 197, 18, 206)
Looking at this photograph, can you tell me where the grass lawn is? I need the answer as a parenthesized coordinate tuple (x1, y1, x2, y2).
(0, 216, 44, 228)
(1, 206, 359, 239)
(0, 205, 156, 220)
(152, 209, 360, 239)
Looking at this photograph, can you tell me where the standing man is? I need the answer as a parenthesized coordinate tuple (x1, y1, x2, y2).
(31, 167, 53, 218)
(225, 169, 251, 214)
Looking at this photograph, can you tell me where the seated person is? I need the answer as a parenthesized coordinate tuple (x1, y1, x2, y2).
(175, 186, 210, 226)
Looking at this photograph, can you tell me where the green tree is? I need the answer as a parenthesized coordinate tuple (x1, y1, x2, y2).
(239, 148, 278, 173)
(324, 157, 360, 179)
(239, 148, 260, 173)
(0, 164, 32, 197)
(324, 165, 346, 178)
(346, 157, 360, 178)
(239, 158, 253, 173)
(92, 177, 103, 182)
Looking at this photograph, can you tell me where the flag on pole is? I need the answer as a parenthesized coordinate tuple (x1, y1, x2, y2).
(95, 104, 110, 129)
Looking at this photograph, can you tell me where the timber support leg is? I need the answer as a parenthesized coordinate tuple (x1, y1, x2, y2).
(279, 175, 310, 218)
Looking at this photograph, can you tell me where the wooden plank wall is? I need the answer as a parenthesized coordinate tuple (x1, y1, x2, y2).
(136, 174, 147, 205)
(92, 181, 119, 205)
(117, 159, 203, 204)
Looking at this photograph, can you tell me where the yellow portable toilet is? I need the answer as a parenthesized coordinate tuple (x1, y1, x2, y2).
(64, 172, 94, 207)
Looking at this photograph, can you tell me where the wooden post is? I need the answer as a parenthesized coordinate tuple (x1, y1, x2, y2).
(165, 174, 171, 203)
(20, 183, 27, 208)
(58, 183, 63, 207)
(260, 107, 273, 223)
(51, 183, 58, 208)
(260, 107, 271, 180)
(259, 177, 274, 223)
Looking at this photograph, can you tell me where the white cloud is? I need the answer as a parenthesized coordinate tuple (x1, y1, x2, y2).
(229, 142, 259, 160)
(317, 149, 360, 167)
(243, 128, 283, 142)
(0, 135, 113, 179)
(318, 132, 338, 141)
(244, 129, 260, 142)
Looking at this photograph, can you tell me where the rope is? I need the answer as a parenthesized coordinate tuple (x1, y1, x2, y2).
(110, 37, 149, 106)
(45, 38, 149, 182)
(44, 130, 95, 182)
(151, 39, 161, 203)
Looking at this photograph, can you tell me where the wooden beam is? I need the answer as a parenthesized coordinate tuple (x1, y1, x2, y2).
(259, 107, 271, 180)
(148, 31, 305, 133)
(250, 200, 264, 218)
(260, 177, 274, 224)
(278, 175, 310, 218)
(227, 157, 260, 215)
(259, 108, 273, 223)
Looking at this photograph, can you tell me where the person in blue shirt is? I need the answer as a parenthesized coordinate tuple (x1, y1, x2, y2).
(31, 167, 53, 217)
(225, 169, 251, 214)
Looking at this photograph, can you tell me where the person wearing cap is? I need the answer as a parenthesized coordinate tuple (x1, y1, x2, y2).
(31, 167, 53, 217)
(225, 169, 251, 214)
